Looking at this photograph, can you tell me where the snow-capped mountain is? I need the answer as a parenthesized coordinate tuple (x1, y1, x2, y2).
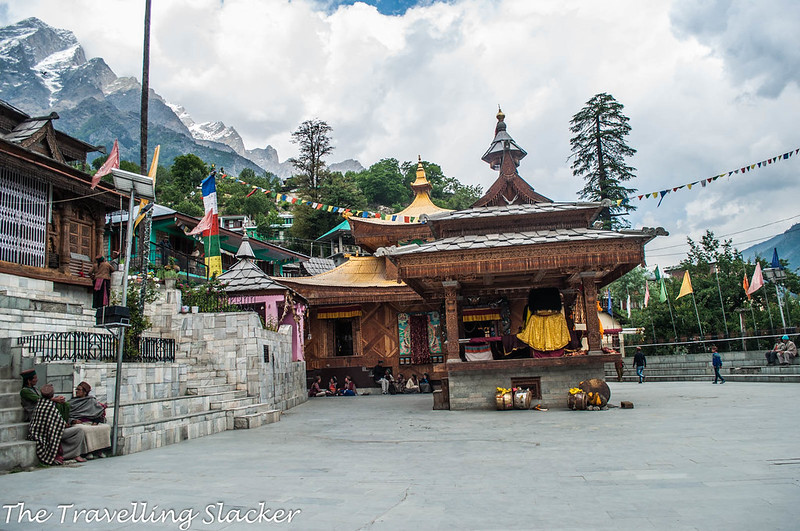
(0, 17, 361, 178)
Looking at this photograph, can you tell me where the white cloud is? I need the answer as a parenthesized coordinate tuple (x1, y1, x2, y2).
(2, 0, 799, 266)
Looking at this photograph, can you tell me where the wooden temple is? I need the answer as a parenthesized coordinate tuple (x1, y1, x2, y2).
(283, 109, 664, 407)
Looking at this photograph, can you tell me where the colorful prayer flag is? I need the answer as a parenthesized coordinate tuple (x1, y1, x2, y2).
(746, 263, 764, 295)
(743, 273, 751, 300)
(677, 270, 693, 299)
(644, 281, 650, 308)
(91, 139, 119, 189)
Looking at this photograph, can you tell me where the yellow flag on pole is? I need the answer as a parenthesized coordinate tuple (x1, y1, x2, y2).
(677, 270, 693, 299)
(134, 145, 160, 229)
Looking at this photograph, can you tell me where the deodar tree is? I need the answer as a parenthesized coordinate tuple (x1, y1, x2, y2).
(569, 93, 637, 229)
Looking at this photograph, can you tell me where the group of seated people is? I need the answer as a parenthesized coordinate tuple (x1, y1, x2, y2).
(20, 369, 112, 465)
(372, 361, 433, 394)
(308, 375, 358, 397)
(765, 335, 797, 366)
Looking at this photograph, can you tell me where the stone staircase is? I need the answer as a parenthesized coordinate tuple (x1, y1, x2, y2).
(114, 360, 281, 455)
(605, 350, 800, 383)
(0, 365, 37, 471)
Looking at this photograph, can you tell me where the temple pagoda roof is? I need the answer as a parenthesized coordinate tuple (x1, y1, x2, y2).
(218, 234, 290, 292)
(348, 157, 451, 252)
(472, 109, 551, 207)
(350, 157, 452, 227)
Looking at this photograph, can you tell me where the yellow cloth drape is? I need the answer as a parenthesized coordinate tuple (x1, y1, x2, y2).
(516, 310, 571, 351)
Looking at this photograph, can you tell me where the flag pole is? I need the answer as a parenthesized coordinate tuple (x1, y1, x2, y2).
(690, 291, 704, 338)
(762, 283, 775, 332)
(664, 283, 678, 342)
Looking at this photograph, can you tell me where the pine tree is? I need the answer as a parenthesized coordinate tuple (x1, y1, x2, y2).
(569, 93, 637, 228)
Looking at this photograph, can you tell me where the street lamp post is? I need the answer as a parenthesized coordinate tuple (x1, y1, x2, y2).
(109, 168, 154, 456)
(763, 267, 787, 331)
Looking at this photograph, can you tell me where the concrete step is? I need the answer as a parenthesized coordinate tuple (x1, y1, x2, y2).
(185, 369, 218, 380)
(229, 404, 281, 430)
(118, 409, 229, 455)
(186, 384, 238, 396)
(0, 440, 37, 471)
(616, 374, 800, 383)
(0, 379, 20, 394)
(0, 393, 19, 409)
(115, 395, 214, 426)
(186, 377, 229, 388)
(0, 422, 28, 444)
(0, 408, 24, 424)
(209, 396, 258, 411)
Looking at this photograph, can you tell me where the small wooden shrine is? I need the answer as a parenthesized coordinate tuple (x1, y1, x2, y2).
(381, 109, 663, 408)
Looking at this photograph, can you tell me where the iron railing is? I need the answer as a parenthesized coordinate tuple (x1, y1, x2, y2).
(17, 331, 175, 363)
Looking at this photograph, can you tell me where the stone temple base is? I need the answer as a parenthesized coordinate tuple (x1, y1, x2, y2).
(440, 353, 621, 410)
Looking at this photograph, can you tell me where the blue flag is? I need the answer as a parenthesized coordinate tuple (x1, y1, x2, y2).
(772, 248, 781, 269)
(606, 289, 612, 317)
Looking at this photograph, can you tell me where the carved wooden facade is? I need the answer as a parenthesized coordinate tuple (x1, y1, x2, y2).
(0, 101, 122, 287)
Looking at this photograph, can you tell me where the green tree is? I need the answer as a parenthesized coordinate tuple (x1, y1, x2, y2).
(357, 158, 410, 209)
(288, 119, 333, 201)
(288, 171, 367, 253)
(569, 93, 637, 228)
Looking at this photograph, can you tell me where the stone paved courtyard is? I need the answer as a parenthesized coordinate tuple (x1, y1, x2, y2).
(0, 381, 798, 530)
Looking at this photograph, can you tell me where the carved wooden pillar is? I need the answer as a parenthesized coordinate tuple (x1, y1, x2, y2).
(58, 205, 73, 274)
(94, 213, 106, 260)
(581, 274, 602, 353)
(442, 280, 461, 362)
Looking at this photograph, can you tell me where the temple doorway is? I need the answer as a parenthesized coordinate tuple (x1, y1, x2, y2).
(333, 318, 354, 357)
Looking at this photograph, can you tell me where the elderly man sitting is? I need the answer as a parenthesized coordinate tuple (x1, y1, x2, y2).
(777, 335, 797, 365)
(27, 384, 86, 465)
(68, 381, 111, 458)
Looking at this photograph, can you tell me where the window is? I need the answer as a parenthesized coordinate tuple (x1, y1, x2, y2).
(0, 169, 48, 267)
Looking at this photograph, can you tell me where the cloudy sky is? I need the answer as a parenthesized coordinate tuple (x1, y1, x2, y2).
(1, 0, 799, 267)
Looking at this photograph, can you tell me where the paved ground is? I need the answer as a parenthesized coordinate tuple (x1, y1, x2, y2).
(0, 381, 798, 531)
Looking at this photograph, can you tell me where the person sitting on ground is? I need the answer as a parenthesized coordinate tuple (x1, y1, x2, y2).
(372, 360, 390, 395)
(765, 340, 784, 366)
(308, 375, 327, 397)
(405, 374, 421, 393)
(341, 376, 357, 396)
(393, 373, 406, 395)
(27, 384, 86, 465)
(777, 335, 797, 365)
(419, 373, 432, 393)
(328, 376, 338, 395)
(19, 369, 69, 422)
(68, 381, 111, 458)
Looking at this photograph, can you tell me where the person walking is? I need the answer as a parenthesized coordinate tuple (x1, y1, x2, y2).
(633, 347, 646, 384)
(711, 346, 725, 384)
